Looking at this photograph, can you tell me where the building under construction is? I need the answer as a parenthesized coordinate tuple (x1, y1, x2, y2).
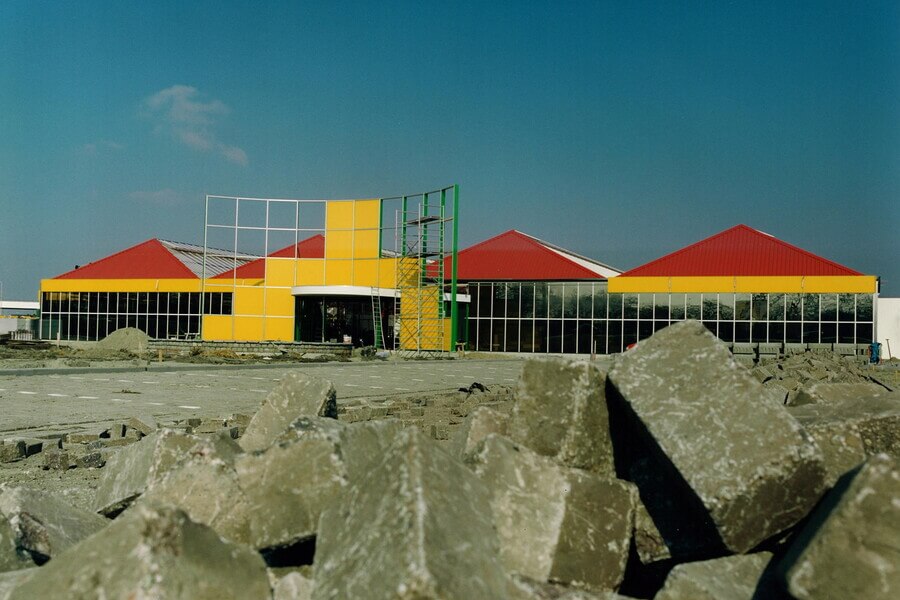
(38, 186, 880, 354)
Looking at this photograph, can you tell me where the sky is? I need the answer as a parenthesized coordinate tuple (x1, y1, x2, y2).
(1, 1, 898, 300)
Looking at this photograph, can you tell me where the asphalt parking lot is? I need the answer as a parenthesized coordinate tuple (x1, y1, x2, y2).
(0, 359, 526, 436)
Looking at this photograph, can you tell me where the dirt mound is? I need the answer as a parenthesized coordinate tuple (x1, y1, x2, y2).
(94, 328, 150, 353)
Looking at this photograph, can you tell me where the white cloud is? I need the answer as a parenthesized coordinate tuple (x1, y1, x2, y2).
(142, 85, 248, 166)
(129, 188, 183, 205)
(80, 140, 124, 155)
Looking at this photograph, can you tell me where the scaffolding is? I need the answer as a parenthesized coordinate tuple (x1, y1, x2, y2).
(392, 185, 459, 356)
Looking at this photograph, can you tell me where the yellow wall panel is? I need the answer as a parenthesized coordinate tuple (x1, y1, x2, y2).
(354, 230, 380, 259)
(325, 260, 353, 286)
(669, 277, 735, 293)
(234, 287, 264, 315)
(233, 316, 264, 341)
(263, 318, 294, 342)
(608, 277, 669, 293)
(264, 258, 297, 287)
(201, 315, 233, 341)
(351, 259, 382, 288)
(296, 259, 325, 286)
(41, 279, 201, 293)
(379, 259, 398, 289)
(353, 200, 381, 259)
(326, 231, 353, 259)
(798, 276, 877, 293)
(264, 288, 295, 317)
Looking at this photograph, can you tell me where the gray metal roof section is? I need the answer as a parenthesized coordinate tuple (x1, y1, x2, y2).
(159, 240, 259, 278)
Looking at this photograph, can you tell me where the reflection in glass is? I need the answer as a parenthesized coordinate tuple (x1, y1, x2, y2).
(856, 294, 873, 321)
(638, 294, 653, 319)
(734, 294, 750, 320)
(751, 294, 768, 321)
(578, 284, 593, 318)
(838, 294, 855, 321)
(654, 294, 669, 320)
(701, 295, 718, 320)
(686, 294, 701, 320)
(623, 295, 638, 319)
(820, 295, 836, 321)
(718, 294, 735, 321)
(670, 294, 685, 320)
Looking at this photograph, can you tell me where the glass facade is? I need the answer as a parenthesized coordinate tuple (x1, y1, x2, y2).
(39, 292, 232, 341)
(466, 282, 876, 353)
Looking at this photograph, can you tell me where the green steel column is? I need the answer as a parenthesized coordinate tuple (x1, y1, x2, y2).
(450, 184, 459, 351)
(401, 195, 408, 253)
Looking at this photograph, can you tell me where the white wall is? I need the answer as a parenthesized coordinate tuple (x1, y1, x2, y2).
(876, 297, 900, 360)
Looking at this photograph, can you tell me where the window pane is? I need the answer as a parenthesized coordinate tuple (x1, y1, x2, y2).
(520, 320, 535, 352)
(534, 320, 548, 353)
(804, 323, 821, 343)
(520, 284, 534, 319)
(505, 284, 520, 318)
(563, 320, 577, 353)
(786, 322, 802, 343)
(622, 320, 638, 348)
(608, 294, 623, 319)
(475, 284, 490, 318)
(820, 322, 836, 343)
(492, 284, 506, 319)
(623, 295, 638, 319)
(639, 320, 654, 341)
(686, 294, 701, 320)
(548, 320, 562, 353)
(752, 322, 767, 343)
(592, 288, 608, 319)
(578, 321, 592, 354)
(718, 294, 735, 321)
(856, 295, 873, 321)
(734, 294, 751, 320)
(838, 323, 855, 343)
(638, 294, 653, 319)
(718, 320, 734, 342)
(734, 321, 750, 343)
(838, 294, 855, 321)
(607, 320, 622, 353)
(670, 294, 685, 320)
(505, 318, 519, 351)
(785, 294, 802, 320)
(768, 294, 785, 321)
(548, 284, 563, 319)
(701, 295, 718, 321)
(563, 285, 578, 318)
(751, 294, 768, 321)
(592, 321, 607, 354)
(534, 284, 549, 318)
(818, 295, 835, 321)
(578, 284, 593, 319)
(856, 323, 873, 344)
(654, 294, 669, 320)
(477, 319, 490, 351)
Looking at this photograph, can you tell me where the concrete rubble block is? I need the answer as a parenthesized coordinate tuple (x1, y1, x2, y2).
(92, 429, 235, 516)
(508, 358, 615, 473)
(73, 452, 105, 469)
(0, 520, 30, 574)
(240, 372, 338, 452)
(0, 485, 108, 563)
(237, 418, 402, 550)
(0, 443, 25, 465)
(41, 449, 70, 471)
(607, 320, 827, 555)
(467, 434, 635, 591)
(779, 454, 900, 599)
(789, 381, 891, 407)
(0, 569, 36, 600)
(270, 570, 314, 600)
(507, 574, 633, 599)
(632, 495, 671, 564)
(8, 503, 270, 600)
(126, 414, 157, 436)
(655, 552, 773, 600)
(451, 405, 510, 460)
(139, 434, 250, 545)
(788, 393, 900, 457)
(314, 427, 508, 600)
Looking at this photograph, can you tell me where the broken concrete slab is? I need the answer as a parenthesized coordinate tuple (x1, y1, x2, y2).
(314, 427, 508, 600)
(608, 320, 827, 556)
(779, 453, 900, 599)
(467, 434, 635, 591)
(0, 569, 35, 600)
(788, 382, 892, 407)
(655, 552, 773, 600)
(0, 486, 108, 563)
(92, 429, 241, 516)
(0, 520, 30, 574)
(126, 414, 157, 436)
(41, 449, 70, 471)
(237, 418, 402, 550)
(0, 443, 24, 465)
(789, 416, 867, 488)
(8, 503, 270, 600)
(271, 570, 314, 600)
(507, 574, 633, 599)
(451, 405, 510, 460)
(508, 358, 614, 473)
(240, 372, 337, 452)
(787, 392, 900, 458)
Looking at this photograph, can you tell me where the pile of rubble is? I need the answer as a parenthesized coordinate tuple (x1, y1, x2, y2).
(1, 321, 898, 599)
(752, 350, 893, 399)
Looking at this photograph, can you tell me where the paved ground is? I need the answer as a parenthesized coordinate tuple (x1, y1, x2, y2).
(0, 359, 527, 436)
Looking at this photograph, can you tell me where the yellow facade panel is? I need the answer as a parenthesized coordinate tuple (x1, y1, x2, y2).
(41, 279, 201, 293)
(233, 316, 264, 341)
(263, 318, 294, 341)
(354, 230, 380, 260)
(234, 287, 264, 315)
(296, 259, 326, 286)
(264, 258, 297, 287)
(379, 259, 398, 289)
(324, 260, 353, 286)
(608, 277, 670, 293)
(351, 259, 382, 288)
(264, 288, 295, 317)
(326, 230, 353, 259)
(201, 315, 233, 341)
(798, 276, 877, 294)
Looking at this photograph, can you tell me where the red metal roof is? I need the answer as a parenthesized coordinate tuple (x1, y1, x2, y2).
(619, 224, 862, 277)
(445, 230, 619, 281)
(212, 235, 325, 279)
(54, 239, 198, 279)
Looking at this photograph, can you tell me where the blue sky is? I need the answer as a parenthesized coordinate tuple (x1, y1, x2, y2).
(1, 1, 898, 299)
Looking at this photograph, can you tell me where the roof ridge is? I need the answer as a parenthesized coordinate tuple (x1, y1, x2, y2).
(517, 230, 621, 273)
